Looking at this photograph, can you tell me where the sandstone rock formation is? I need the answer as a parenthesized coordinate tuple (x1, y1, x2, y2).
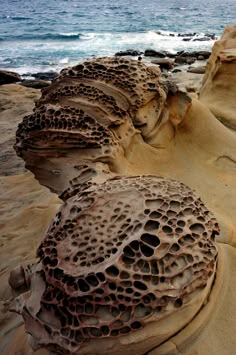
(1, 25, 236, 354)
(14, 57, 236, 245)
(0, 84, 62, 354)
(14, 57, 166, 195)
(0, 84, 41, 176)
(199, 23, 236, 130)
(10, 176, 218, 354)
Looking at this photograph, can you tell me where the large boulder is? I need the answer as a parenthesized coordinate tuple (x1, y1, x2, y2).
(9, 175, 218, 354)
(151, 58, 174, 70)
(175, 56, 196, 65)
(14, 57, 236, 245)
(199, 24, 236, 130)
(20, 79, 51, 89)
(0, 70, 21, 85)
(32, 71, 58, 81)
(187, 66, 206, 74)
(144, 49, 166, 57)
(14, 57, 166, 195)
(115, 49, 143, 56)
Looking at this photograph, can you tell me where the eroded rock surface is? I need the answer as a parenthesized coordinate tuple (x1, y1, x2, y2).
(13, 56, 236, 245)
(10, 176, 218, 354)
(6, 37, 236, 354)
(14, 57, 166, 195)
(199, 24, 236, 130)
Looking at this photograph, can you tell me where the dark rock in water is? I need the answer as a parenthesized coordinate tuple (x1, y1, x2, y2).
(151, 58, 174, 70)
(0, 70, 21, 85)
(20, 80, 51, 89)
(205, 33, 217, 40)
(175, 56, 196, 65)
(186, 57, 196, 64)
(174, 56, 186, 65)
(176, 51, 210, 59)
(155, 31, 176, 37)
(178, 32, 197, 37)
(172, 68, 182, 73)
(187, 66, 206, 74)
(176, 51, 190, 57)
(144, 49, 166, 57)
(32, 71, 58, 81)
(115, 49, 143, 56)
(196, 51, 211, 59)
(193, 37, 210, 42)
(164, 52, 177, 58)
(180, 33, 216, 42)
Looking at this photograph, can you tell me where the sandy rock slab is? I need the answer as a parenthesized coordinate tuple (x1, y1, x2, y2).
(0, 84, 41, 176)
(0, 172, 61, 355)
(0, 84, 61, 354)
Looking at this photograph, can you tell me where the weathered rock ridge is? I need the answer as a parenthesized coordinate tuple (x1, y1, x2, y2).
(200, 24, 236, 130)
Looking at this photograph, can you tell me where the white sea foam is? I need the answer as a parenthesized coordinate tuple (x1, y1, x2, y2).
(0, 30, 216, 75)
(59, 58, 69, 64)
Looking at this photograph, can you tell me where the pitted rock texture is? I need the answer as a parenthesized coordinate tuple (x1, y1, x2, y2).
(14, 57, 166, 195)
(13, 176, 218, 354)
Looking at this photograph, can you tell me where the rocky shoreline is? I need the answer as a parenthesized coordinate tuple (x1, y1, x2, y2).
(0, 48, 210, 96)
(0, 24, 236, 355)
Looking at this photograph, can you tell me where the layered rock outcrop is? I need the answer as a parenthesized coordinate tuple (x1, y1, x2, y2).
(14, 57, 166, 195)
(199, 24, 236, 130)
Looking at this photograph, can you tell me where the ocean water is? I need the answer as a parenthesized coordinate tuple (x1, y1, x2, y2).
(0, 0, 235, 75)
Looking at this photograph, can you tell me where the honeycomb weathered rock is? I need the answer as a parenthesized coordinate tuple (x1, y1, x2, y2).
(14, 57, 166, 195)
(11, 175, 218, 354)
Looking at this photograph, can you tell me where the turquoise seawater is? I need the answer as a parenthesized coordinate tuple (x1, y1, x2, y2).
(0, 0, 235, 75)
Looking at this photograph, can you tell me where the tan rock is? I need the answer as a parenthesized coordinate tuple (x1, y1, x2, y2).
(0, 84, 41, 176)
(10, 176, 218, 354)
(3, 245, 236, 355)
(187, 65, 206, 74)
(0, 85, 62, 354)
(171, 71, 204, 93)
(14, 58, 236, 246)
(1, 47, 236, 354)
(14, 57, 166, 195)
(199, 24, 236, 129)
